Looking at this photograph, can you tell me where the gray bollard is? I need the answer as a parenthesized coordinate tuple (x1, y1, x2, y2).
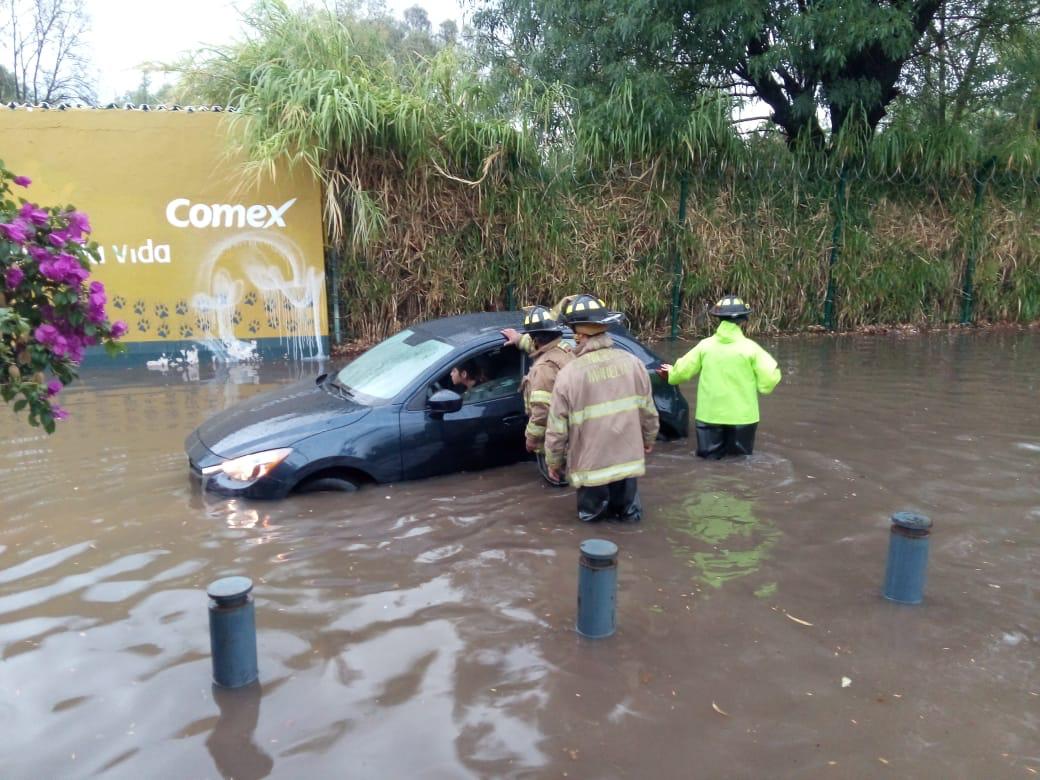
(882, 512, 932, 605)
(208, 576, 259, 688)
(577, 539, 618, 638)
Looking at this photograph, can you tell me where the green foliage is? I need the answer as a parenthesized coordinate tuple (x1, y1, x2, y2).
(174, 1, 1039, 345)
(0, 164, 127, 432)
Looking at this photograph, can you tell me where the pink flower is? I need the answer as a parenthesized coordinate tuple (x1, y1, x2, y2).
(13, 175, 31, 187)
(67, 211, 91, 236)
(47, 379, 63, 396)
(19, 203, 49, 226)
(50, 404, 69, 421)
(48, 230, 69, 247)
(0, 218, 31, 243)
(35, 323, 60, 345)
(110, 320, 128, 339)
(4, 266, 24, 288)
(28, 246, 51, 262)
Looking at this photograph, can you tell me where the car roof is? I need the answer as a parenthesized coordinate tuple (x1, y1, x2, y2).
(410, 311, 524, 346)
(408, 311, 639, 348)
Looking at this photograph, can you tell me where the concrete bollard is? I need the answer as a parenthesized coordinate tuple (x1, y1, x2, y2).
(208, 576, 259, 688)
(882, 512, 933, 605)
(577, 539, 618, 638)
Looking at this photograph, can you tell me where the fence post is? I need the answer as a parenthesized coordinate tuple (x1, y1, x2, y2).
(960, 157, 997, 325)
(822, 166, 848, 331)
(669, 171, 690, 340)
(326, 246, 343, 347)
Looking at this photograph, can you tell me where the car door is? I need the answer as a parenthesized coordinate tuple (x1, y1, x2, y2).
(398, 344, 527, 480)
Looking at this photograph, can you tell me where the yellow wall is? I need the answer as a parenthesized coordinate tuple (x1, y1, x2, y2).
(1, 109, 328, 357)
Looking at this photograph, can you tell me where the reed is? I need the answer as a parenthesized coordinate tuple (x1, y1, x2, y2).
(177, 0, 1040, 344)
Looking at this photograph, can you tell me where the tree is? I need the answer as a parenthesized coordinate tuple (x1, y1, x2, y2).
(473, 0, 962, 146)
(893, 0, 1040, 130)
(114, 70, 177, 106)
(1, 0, 96, 103)
(438, 19, 458, 47)
(402, 4, 430, 34)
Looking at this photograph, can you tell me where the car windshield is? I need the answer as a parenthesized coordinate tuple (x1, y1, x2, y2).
(335, 329, 453, 402)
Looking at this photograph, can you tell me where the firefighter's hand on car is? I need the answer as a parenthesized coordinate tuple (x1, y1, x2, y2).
(548, 466, 562, 482)
(656, 363, 672, 381)
(644, 443, 654, 454)
(501, 328, 521, 346)
(525, 437, 540, 453)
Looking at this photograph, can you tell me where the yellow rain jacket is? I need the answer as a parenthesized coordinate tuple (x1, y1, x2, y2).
(545, 333, 660, 487)
(668, 320, 781, 425)
(519, 336, 574, 451)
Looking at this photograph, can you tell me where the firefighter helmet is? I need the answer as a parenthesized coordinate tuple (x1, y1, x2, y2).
(561, 294, 618, 326)
(709, 295, 752, 319)
(522, 305, 563, 334)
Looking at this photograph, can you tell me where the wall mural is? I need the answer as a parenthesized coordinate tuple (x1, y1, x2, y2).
(1, 109, 329, 362)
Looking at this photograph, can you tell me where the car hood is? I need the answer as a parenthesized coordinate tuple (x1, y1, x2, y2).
(194, 377, 372, 458)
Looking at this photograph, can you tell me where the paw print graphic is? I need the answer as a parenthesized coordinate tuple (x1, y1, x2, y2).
(113, 295, 126, 310)
(247, 319, 261, 334)
(154, 303, 169, 319)
(231, 308, 242, 325)
(179, 325, 194, 338)
(133, 300, 146, 316)
(156, 323, 170, 338)
(266, 317, 279, 329)
(136, 318, 151, 333)
(284, 319, 298, 334)
(175, 300, 188, 315)
(243, 292, 257, 306)
(194, 316, 208, 331)
(263, 299, 277, 314)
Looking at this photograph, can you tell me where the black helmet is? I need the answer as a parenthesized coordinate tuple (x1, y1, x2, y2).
(522, 305, 563, 334)
(561, 294, 618, 326)
(709, 295, 752, 319)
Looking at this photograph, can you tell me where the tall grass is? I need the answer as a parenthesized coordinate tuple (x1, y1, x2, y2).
(177, 0, 1040, 343)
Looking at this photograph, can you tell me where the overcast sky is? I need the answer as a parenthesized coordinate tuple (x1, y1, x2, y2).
(84, 0, 466, 102)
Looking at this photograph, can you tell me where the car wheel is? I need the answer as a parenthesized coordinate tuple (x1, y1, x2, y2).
(295, 476, 360, 494)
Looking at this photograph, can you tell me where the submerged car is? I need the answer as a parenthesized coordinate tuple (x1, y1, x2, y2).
(186, 312, 689, 498)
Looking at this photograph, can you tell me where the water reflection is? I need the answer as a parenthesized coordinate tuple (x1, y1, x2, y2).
(661, 477, 781, 589)
(207, 683, 273, 780)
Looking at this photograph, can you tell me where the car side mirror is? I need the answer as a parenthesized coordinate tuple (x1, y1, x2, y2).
(427, 388, 463, 416)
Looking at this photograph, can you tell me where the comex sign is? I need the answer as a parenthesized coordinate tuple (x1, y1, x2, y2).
(166, 198, 297, 229)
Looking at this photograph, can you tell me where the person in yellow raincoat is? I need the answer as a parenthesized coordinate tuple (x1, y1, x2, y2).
(658, 295, 780, 458)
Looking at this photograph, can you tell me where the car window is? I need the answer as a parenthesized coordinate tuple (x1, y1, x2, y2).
(336, 329, 454, 402)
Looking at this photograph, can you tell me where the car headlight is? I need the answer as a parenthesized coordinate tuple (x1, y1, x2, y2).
(202, 448, 292, 483)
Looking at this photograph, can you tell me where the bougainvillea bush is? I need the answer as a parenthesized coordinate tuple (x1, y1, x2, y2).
(0, 162, 126, 433)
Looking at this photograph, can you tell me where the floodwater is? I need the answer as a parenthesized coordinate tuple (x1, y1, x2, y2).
(1, 331, 1037, 779)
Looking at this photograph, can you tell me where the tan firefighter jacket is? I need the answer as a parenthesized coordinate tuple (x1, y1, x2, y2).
(519, 337, 574, 451)
(544, 333, 660, 487)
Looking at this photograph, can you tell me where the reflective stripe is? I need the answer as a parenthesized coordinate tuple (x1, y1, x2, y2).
(547, 412, 568, 433)
(525, 422, 546, 437)
(569, 395, 651, 426)
(545, 451, 565, 469)
(529, 390, 552, 405)
(569, 459, 645, 487)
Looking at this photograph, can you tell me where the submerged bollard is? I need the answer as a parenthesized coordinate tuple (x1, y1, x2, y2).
(882, 512, 933, 605)
(577, 539, 618, 638)
(208, 576, 259, 688)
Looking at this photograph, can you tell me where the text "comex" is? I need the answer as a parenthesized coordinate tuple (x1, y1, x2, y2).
(165, 198, 297, 229)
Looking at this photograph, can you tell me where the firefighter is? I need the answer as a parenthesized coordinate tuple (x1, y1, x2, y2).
(544, 294, 660, 523)
(501, 294, 580, 355)
(657, 295, 781, 458)
(515, 305, 575, 485)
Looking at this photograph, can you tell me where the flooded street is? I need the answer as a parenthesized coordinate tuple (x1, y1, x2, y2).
(1, 331, 1037, 778)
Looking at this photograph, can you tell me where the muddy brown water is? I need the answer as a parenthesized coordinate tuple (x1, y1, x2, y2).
(1, 332, 1037, 779)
